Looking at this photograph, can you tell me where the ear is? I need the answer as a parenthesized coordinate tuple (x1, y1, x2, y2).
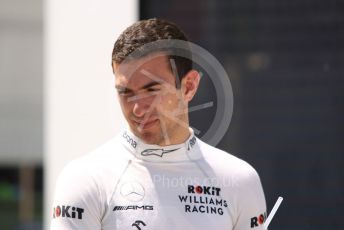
(181, 70, 200, 102)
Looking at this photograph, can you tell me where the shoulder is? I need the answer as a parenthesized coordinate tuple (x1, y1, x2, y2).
(70, 135, 132, 171)
(53, 136, 132, 223)
(55, 136, 131, 202)
(54, 151, 105, 203)
(197, 138, 261, 184)
(59, 136, 126, 177)
(196, 139, 266, 219)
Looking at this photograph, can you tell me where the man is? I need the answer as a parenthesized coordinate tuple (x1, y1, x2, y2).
(51, 18, 267, 229)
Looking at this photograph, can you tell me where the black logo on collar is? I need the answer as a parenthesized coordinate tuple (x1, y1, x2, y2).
(141, 148, 180, 157)
(123, 131, 137, 149)
(187, 136, 196, 150)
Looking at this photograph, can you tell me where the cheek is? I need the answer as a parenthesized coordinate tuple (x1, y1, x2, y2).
(145, 94, 158, 104)
(119, 97, 133, 113)
(159, 94, 180, 111)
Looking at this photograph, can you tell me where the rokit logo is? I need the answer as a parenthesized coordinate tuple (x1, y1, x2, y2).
(250, 212, 267, 228)
(123, 132, 137, 148)
(178, 185, 228, 215)
(113, 205, 154, 211)
(188, 185, 221, 196)
(53, 205, 84, 219)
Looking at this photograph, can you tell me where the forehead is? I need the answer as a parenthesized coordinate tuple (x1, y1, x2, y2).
(114, 54, 175, 89)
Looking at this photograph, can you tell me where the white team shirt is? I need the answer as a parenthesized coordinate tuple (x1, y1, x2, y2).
(51, 129, 267, 229)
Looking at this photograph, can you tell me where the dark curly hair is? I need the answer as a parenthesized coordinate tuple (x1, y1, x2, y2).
(112, 18, 192, 87)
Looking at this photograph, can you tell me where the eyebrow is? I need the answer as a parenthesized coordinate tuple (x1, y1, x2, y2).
(141, 81, 162, 89)
(115, 81, 162, 92)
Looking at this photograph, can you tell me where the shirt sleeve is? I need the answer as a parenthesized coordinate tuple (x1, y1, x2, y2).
(233, 166, 267, 230)
(51, 159, 103, 230)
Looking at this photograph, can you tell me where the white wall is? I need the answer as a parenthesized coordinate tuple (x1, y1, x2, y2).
(44, 0, 138, 228)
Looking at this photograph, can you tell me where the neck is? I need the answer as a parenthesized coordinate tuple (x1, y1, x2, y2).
(120, 128, 200, 163)
(157, 113, 191, 146)
(157, 126, 191, 146)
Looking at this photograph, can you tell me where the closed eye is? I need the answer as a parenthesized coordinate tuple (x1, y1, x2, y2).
(117, 90, 130, 95)
(146, 87, 161, 92)
(116, 86, 133, 95)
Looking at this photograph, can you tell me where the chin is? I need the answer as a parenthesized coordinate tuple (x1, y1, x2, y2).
(138, 132, 160, 144)
(130, 122, 169, 145)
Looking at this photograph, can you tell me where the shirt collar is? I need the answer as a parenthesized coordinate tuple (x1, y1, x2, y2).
(120, 128, 202, 162)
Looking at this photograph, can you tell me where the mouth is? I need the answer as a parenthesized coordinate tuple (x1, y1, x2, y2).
(132, 119, 159, 130)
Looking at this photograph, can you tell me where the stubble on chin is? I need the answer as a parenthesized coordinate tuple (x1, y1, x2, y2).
(139, 130, 164, 145)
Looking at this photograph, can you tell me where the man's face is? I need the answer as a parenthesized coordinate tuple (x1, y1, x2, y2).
(113, 54, 190, 145)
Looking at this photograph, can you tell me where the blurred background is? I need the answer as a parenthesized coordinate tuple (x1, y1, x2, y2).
(0, 0, 43, 229)
(0, 0, 343, 229)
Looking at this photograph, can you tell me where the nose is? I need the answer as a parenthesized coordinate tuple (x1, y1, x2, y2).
(132, 100, 150, 118)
